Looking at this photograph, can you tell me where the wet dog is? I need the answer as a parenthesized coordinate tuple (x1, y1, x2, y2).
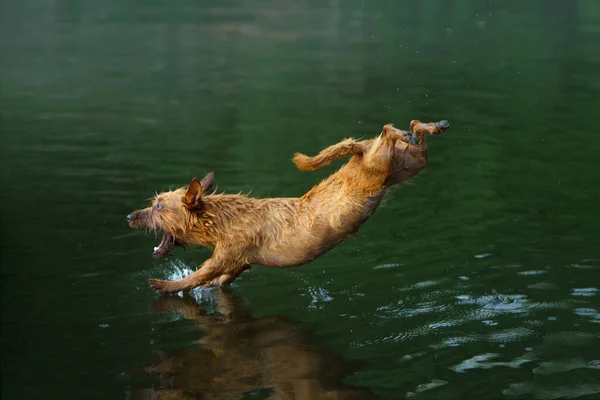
(127, 120, 449, 293)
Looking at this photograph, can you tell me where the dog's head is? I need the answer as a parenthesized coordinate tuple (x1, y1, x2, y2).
(127, 172, 214, 258)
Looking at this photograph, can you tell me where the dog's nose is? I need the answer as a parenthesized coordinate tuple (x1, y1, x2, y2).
(127, 213, 135, 221)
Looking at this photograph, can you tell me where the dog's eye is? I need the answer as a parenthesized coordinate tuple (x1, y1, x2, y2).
(156, 203, 163, 210)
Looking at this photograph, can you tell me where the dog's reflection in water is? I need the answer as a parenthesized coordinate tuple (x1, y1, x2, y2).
(127, 290, 373, 400)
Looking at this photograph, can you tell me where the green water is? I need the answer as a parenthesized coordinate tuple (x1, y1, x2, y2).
(2, 1, 600, 399)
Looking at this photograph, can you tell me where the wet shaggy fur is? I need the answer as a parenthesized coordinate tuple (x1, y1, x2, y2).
(127, 120, 449, 294)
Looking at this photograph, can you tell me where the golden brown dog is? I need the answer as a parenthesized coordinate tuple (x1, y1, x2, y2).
(127, 120, 449, 293)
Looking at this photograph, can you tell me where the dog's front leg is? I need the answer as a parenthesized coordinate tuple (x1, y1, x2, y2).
(149, 257, 249, 294)
(149, 257, 222, 294)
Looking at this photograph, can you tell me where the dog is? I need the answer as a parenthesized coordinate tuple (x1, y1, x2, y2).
(127, 120, 449, 293)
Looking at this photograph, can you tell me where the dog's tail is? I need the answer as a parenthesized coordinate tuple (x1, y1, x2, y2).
(292, 138, 361, 171)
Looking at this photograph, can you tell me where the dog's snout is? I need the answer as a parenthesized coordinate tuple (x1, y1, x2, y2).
(127, 213, 136, 221)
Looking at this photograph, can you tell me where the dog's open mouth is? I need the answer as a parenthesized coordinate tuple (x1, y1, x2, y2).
(152, 232, 178, 259)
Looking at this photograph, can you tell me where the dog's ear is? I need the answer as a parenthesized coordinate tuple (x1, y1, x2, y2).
(183, 177, 204, 209)
(199, 171, 215, 192)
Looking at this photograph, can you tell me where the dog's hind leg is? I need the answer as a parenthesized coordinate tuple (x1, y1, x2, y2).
(293, 138, 365, 171)
(380, 120, 449, 146)
(360, 125, 405, 177)
(410, 120, 450, 138)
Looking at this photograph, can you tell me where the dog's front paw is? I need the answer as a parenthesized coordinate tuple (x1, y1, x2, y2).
(149, 279, 175, 294)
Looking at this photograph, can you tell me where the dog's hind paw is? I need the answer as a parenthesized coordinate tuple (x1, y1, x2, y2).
(410, 119, 450, 136)
(402, 131, 420, 146)
(435, 120, 449, 129)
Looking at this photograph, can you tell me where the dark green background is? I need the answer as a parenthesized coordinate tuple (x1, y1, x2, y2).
(1, 0, 599, 399)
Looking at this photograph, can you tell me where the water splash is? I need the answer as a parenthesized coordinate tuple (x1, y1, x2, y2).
(306, 286, 334, 309)
(159, 260, 220, 304)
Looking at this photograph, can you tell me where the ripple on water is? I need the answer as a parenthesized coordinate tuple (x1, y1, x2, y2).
(396, 279, 445, 292)
(375, 293, 452, 321)
(474, 253, 493, 259)
(429, 335, 479, 350)
(450, 352, 536, 373)
(456, 291, 561, 320)
(568, 263, 596, 270)
(487, 327, 535, 343)
(517, 270, 547, 276)
(399, 352, 426, 362)
(396, 302, 447, 318)
(426, 320, 458, 330)
(571, 287, 597, 297)
(544, 331, 599, 347)
(527, 282, 559, 290)
(573, 308, 600, 325)
(481, 320, 498, 326)
(532, 358, 600, 375)
(503, 382, 600, 399)
(406, 379, 448, 397)
(373, 263, 402, 269)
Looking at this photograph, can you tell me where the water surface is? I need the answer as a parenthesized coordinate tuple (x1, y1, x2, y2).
(1, 1, 600, 399)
